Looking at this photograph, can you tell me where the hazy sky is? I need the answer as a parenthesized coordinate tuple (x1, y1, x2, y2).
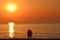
(0, 0, 60, 23)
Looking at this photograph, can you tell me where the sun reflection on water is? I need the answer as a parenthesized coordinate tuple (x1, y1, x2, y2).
(8, 22, 15, 38)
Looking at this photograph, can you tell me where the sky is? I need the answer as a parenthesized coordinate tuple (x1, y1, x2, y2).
(0, 0, 60, 23)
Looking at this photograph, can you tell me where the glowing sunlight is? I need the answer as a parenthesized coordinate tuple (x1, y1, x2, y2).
(7, 4, 16, 12)
(8, 22, 15, 38)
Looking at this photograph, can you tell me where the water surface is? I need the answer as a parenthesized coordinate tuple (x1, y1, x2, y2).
(0, 23, 60, 39)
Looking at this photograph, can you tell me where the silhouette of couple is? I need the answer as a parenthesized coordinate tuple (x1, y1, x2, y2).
(27, 29, 32, 39)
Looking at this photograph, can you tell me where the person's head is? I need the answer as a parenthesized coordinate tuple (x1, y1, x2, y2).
(28, 28, 31, 30)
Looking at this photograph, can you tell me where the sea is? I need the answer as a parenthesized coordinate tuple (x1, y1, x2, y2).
(0, 22, 60, 39)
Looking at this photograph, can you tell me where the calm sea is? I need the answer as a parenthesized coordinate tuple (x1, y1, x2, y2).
(0, 23, 60, 39)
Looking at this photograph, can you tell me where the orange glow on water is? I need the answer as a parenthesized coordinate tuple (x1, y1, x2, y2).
(8, 22, 15, 38)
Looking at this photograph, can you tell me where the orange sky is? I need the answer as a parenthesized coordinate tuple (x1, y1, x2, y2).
(0, 0, 60, 23)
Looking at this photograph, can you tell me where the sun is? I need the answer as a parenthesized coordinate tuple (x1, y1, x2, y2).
(7, 4, 16, 12)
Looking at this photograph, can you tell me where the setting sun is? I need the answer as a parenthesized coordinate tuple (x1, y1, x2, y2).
(7, 4, 16, 12)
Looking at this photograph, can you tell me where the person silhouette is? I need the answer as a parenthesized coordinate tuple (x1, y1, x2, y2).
(27, 29, 32, 39)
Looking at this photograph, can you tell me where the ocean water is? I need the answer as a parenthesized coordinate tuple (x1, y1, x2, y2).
(0, 23, 60, 39)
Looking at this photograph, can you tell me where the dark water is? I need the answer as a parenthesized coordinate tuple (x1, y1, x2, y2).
(0, 23, 60, 39)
